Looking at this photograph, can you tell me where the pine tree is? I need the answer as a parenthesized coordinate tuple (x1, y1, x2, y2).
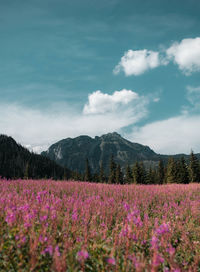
(146, 167, 156, 184)
(99, 161, 105, 183)
(84, 158, 91, 182)
(24, 163, 29, 179)
(133, 162, 141, 184)
(108, 155, 116, 184)
(116, 164, 123, 184)
(189, 151, 200, 183)
(166, 157, 177, 183)
(157, 159, 165, 184)
(140, 162, 146, 184)
(176, 157, 189, 184)
(125, 164, 132, 184)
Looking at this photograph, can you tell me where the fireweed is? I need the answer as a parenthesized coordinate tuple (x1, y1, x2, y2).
(0, 179, 200, 271)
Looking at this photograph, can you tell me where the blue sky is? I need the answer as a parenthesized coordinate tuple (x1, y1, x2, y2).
(1, 0, 200, 154)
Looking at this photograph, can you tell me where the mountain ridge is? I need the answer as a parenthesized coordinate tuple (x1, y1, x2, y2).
(42, 132, 200, 174)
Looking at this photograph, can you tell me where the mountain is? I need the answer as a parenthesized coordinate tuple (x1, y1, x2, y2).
(0, 135, 71, 179)
(41, 132, 161, 174)
(42, 132, 200, 174)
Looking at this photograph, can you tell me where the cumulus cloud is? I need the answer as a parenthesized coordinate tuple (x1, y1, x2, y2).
(166, 37, 200, 75)
(128, 114, 200, 155)
(83, 89, 139, 114)
(0, 89, 148, 152)
(113, 49, 161, 76)
(114, 37, 200, 76)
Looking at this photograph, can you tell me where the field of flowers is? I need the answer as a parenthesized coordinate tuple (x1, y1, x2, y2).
(0, 179, 200, 271)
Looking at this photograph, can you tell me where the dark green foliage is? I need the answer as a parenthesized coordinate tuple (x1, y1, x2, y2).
(146, 167, 157, 184)
(0, 135, 71, 180)
(1, 134, 200, 185)
(125, 165, 132, 184)
(132, 162, 146, 184)
(176, 157, 189, 184)
(84, 158, 91, 182)
(189, 151, 200, 183)
(99, 161, 106, 183)
(116, 164, 124, 184)
(108, 155, 116, 184)
(166, 157, 178, 184)
(157, 159, 165, 184)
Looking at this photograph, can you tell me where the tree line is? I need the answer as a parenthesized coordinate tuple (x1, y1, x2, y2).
(0, 135, 71, 180)
(74, 152, 200, 184)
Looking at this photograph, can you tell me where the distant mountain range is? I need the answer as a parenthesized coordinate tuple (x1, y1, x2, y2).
(42, 132, 200, 174)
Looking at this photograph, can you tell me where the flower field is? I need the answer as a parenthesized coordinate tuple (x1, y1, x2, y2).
(0, 179, 200, 271)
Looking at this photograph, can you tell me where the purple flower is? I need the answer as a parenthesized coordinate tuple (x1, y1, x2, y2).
(166, 245, 175, 255)
(5, 212, 16, 225)
(43, 245, 53, 256)
(72, 211, 78, 221)
(155, 223, 170, 236)
(152, 254, 164, 266)
(151, 235, 159, 249)
(107, 257, 116, 265)
(55, 245, 61, 257)
(40, 215, 48, 222)
(77, 250, 89, 261)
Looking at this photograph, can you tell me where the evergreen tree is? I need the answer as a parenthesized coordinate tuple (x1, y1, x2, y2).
(176, 157, 189, 184)
(99, 161, 105, 183)
(133, 162, 145, 184)
(157, 159, 165, 184)
(166, 157, 177, 183)
(140, 162, 147, 184)
(116, 164, 123, 184)
(24, 162, 29, 179)
(63, 168, 68, 180)
(84, 158, 91, 182)
(125, 164, 132, 184)
(146, 167, 156, 184)
(108, 155, 116, 184)
(189, 151, 200, 183)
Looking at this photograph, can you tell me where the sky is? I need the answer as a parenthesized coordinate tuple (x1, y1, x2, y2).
(0, 0, 200, 154)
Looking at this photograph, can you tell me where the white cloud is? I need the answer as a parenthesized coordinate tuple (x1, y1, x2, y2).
(166, 37, 200, 74)
(83, 89, 139, 114)
(129, 114, 200, 154)
(113, 49, 161, 76)
(186, 85, 200, 106)
(0, 89, 148, 153)
(114, 37, 200, 76)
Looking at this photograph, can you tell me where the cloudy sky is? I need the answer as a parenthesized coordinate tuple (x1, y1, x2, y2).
(1, 0, 200, 154)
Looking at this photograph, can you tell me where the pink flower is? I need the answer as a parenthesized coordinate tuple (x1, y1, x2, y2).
(77, 250, 89, 261)
(40, 215, 48, 222)
(151, 235, 159, 249)
(152, 254, 164, 266)
(155, 223, 170, 236)
(55, 245, 61, 257)
(5, 212, 16, 225)
(166, 245, 175, 255)
(107, 257, 116, 265)
(43, 245, 53, 256)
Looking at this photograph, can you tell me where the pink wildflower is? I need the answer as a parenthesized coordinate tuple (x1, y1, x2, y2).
(107, 257, 116, 265)
(77, 250, 89, 261)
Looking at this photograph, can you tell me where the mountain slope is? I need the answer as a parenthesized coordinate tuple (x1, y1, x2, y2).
(0, 135, 70, 179)
(42, 132, 160, 173)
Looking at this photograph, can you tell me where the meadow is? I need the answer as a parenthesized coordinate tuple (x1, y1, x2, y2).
(0, 179, 200, 271)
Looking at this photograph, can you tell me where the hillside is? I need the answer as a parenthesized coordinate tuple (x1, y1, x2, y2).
(42, 132, 200, 174)
(42, 132, 159, 173)
(0, 135, 70, 179)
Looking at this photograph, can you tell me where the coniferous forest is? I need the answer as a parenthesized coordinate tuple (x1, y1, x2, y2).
(1, 134, 200, 184)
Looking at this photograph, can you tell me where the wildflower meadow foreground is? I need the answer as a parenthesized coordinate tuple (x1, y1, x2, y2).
(0, 179, 200, 271)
